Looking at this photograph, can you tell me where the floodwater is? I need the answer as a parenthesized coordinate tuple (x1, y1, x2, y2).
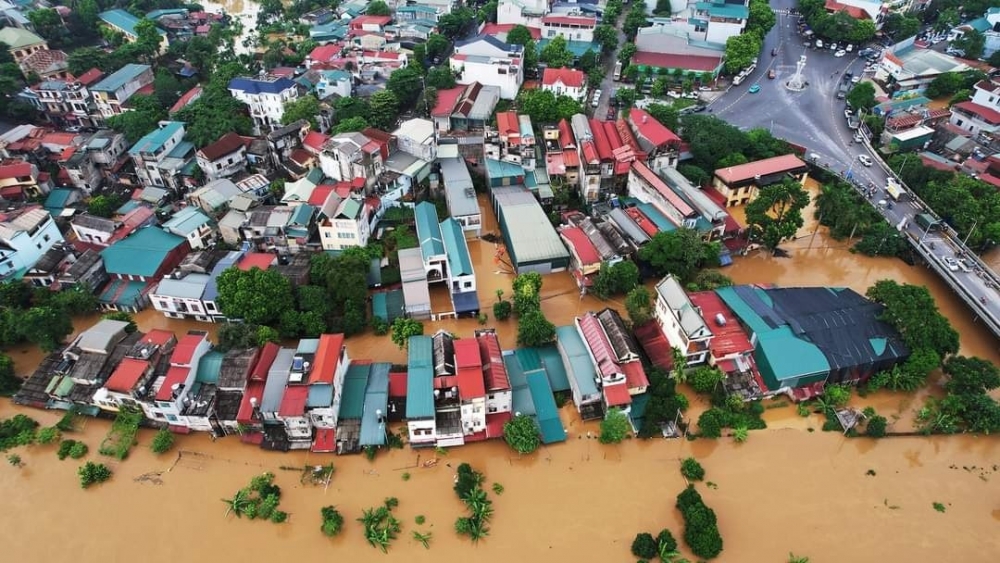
(4, 192, 1000, 561)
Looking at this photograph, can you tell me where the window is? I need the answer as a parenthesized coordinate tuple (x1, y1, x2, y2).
(464, 281, 472, 289)
(166, 414, 178, 422)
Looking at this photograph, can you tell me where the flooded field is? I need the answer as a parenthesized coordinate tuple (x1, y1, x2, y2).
(3, 190, 1000, 561)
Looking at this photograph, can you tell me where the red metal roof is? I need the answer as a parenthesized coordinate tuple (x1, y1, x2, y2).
(236, 380, 264, 424)
(713, 153, 809, 185)
(485, 411, 512, 439)
(581, 140, 598, 164)
(954, 101, 1000, 125)
(632, 161, 695, 217)
(237, 252, 276, 272)
(309, 44, 339, 63)
(563, 147, 580, 167)
(634, 321, 674, 370)
(825, 0, 870, 19)
(278, 385, 309, 417)
(351, 15, 392, 26)
(622, 361, 649, 391)
(141, 329, 175, 347)
(389, 371, 408, 397)
(170, 332, 205, 366)
(628, 108, 681, 148)
(603, 121, 622, 150)
(156, 365, 190, 401)
(589, 118, 613, 160)
(481, 23, 541, 39)
(198, 132, 244, 161)
(250, 342, 279, 382)
(431, 85, 464, 117)
(546, 152, 566, 176)
(688, 291, 754, 358)
(76, 67, 103, 85)
(603, 381, 632, 407)
(560, 226, 602, 266)
(309, 333, 345, 385)
(980, 172, 1000, 188)
(308, 184, 335, 206)
(0, 162, 31, 180)
(312, 428, 337, 452)
(105, 357, 150, 393)
(578, 314, 620, 378)
(632, 51, 722, 72)
(169, 85, 202, 114)
(625, 206, 660, 237)
(496, 111, 519, 138)
(454, 339, 486, 400)
(557, 119, 575, 148)
(303, 131, 329, 152)
(477, 332, 510, 391)
(542, 67, 585, 88)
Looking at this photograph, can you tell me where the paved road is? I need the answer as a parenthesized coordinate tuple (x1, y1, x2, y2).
(594, 26, 628, 119)
(707, 1, 1000, 335)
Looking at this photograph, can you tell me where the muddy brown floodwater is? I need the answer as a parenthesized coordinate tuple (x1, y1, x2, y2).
(2, 192, 1000, 562)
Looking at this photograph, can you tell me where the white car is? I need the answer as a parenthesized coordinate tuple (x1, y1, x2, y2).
(851, 76, 861, 83)
(834, 50, 847, 57)
(943, 257, 959, 272)
(844, 108, 853, 119)
(858, 155, 873, 167)
(854, 133, 864, 143)
(846, 44, 854, 52)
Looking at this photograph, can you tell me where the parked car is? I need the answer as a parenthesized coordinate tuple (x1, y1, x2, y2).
(772, 47, 778, 56)
(846, 44, 854, 52)
(853, 133, 864, 143)
(852, 75, 861, 83)
(844, 108, 853, 119)
(768, 69, 776, 79)
(748, 84, 761, 94)
(858, 154, 873, 167)
(834, 49, 847, 57)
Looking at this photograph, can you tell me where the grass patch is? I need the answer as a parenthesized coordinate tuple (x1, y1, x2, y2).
(98, 408, 142, 460)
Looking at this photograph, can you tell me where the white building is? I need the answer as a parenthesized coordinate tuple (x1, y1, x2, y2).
(305, 333, 350, 430)
(541, 67, 587, 102)
(653, 275, 713, 366)
(948, 78, 1000, 137)
(70, 214, 116, 246)
(92, 329, 176, 413)
(450, 36, 524, 100)
(497, 0, 547, 28)
(476, 330, 513, 416)
(393, 118, 437, 161)
(148, 331, 212, 425)
(642, 0, 749, 47)
(149, 273, 211, 320)
(318, 132, 385, 187)
(228, 76, 301, 134)
(439, 153, 482, 236)
(317, 193, 379, 251)
(454, 338, 487, 439)
(128, 121, 189, 191)
(541, 13, 597, 43)
(196, 132, 247, 181)
(627, 161, 700, 230)
(88, 63, 154, 119)
(0, 206, 63, 278)
(161, 206, 215, 250)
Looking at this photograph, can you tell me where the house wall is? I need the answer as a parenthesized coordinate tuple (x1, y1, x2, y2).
(0, 214, 63, 276)
(407, 417, 436, 445)
(197, 147, 247, 181)
(460, 396, 487, 436)
(92, 68, 154, 117)
(150, 292, 210, 321)
(71, 223, 113, 246)
(950, 109, 999, 136)
(497, 0, 544, 27)
(282, 413, 313, 448)
(627, 169, 696, 229)
(229, 86, 299, 134)
(653, 292, 711, 365)
(310, 406, 337, 429)
(319, 215, 370, 250)
(451, 58, 523, 100)
(486, 388, 512, 414)
(542, 81, 585, 102)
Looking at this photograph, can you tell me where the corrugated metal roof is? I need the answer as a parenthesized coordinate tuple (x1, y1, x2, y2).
(440, 157, 479, 217)
(260, 348, 294, 412)
(360, 363, 390, 446)
(415, 201, 444, 260)
(536, 345, 570, 392)
(555, 326, 598, 396)
(406, 336, 434, 418)
(100, 227, 185, 278)
(339, 363, 370, 420)
(195, 351, 224, 383)
(494, 187, 570, 266)
(440, 217, 473, 276)
(526, 371, 566, 443)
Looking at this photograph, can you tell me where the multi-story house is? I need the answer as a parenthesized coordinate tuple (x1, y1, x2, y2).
(161, 206, 215, 250)
(406, 335, 436, 447)
(440, 155, 482, 236)
(148, 331, 212, 426)
(0, 27, 47, 65)
(318, 132, 385, 189)
(485, 111, 535, 169)
(34, 78, 98, 128)
(441, 217, 478, 314)
(497, 0, 547, 28)
(575, 312, 632, 417)
(316, 192, 379, 251)
(628, 161, 700, 230)
(0, 160, 51, 199)
(98, 227, 190, 312)
(92, 329, 176, 413)
(393, 118, 436, 161)
(99, 10, 170, 55)
(89, 64, 154, 120)
(83, 128, 127, 173)
(429, 331, 465, 447)
(240, 205, 317, 255)
(63, 149, 101, 193)
(628, 108, 681, 170)
(542, 67, 586, 102)
(653, 275, 713, 366)
(475, 330, 513, 420)
(70, 213, 117, 246)
(450, 35, 524, 100)
(258, 346, 295, 433)
(430, 82, 501, 134)
(949, 79, 1000, 140)
(196, 132, 248, 181)
(453, 338, 487, 440)
(277, 339, 317, 449)
(306, 333, 350, 429)
(0, 205, 63, 279)
(414, 201, 448, 284)
(541, 12, 596, 43)
(228, 76, 301, 134)
(570, 113, 601, 202)
(128, 121, 193, 192)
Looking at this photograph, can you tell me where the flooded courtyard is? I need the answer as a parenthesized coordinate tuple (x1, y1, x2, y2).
(3, 191, 1000, 561)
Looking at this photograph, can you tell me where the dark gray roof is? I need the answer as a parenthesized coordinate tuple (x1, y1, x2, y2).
(73, 213, 116, 232)
(218, 348, 258, 390)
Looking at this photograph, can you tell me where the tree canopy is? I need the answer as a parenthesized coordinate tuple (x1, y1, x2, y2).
(598, 408, 631, 444)
(216, 267, 295, 326)
(281, 95, 321, 129)
(539, 35, 574, 69)
(638, 229, 721, 283)
(503, 414, 540, 454)
(865, 279, 959, 361)
(590, 261, 639, 299)
(846, 82, 876, 111)
(515, 89, 583, 124)
(724, 33, 761, 73)
(744, 179, 810, 251)
(390, 318, 424, 349)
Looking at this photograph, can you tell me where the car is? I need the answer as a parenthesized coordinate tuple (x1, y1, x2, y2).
(858, 155, 873, 167)
(844, 108, 853, 119)
(854, 133, 864, 143)
(771, 47, 778, 56)
(692, 104, 707, 113)
(748, 84, 761, 94)
(851, 76, 861, 83)
(834, 49, 847, 57)
(846, 44, 854, 52)
(682, 92, 698, 99)
(698, 85, 712, 91)
(943, 257, 960, 272)
(844, 70, 853, 78)
(768, 69, 776, 79)
(815, 39, 824, 49)
(830, 43, 838, 51)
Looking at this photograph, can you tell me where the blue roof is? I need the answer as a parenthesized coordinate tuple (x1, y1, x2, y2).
(100, 227, 186, 277)
(372, 289, 405, 322)
(129, 121, 185, 156)
(99, 10, 165, 37)
(91, 63, 151, 93)
(440, 217, 473, 276)
(526, 371, 566, 443)
(195, 351, 224, 383)
(536, 345, 571, 392)
(203, 250, 242, 302)
(98, 280, 147, 307)
(146, 8, 189, 20)
(307, 383, 334, 408)
(44, 188, 74, 212)
(116, 199, 141, 215)
(555, 326, 598, 396)
(406, 335, 435, 418)
(537, 38, 597, 57)
(452, 289, 480, 314)
(228, 77, 298, 95)
(162, 206, 211, 235)
(340, 363, 370, 420)
(485, 158, 525, 180)
(504, 353, 536, 418)
(415, 201, 444, 259)
(360, 363, 390, 447)
(637, 203, 677, 232)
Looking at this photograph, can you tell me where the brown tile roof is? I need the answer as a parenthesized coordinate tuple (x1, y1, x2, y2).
(198, 132, 244, 161)
(714, 153, 809, 185)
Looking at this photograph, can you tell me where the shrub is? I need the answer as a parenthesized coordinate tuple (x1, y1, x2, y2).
(35, 426, 60, 445)
(320, 505, 345, 537)
(631, 532, 658, 559)
(415, 515, 426, 525)
(676, 485, 723, 559)
(150, 428, 175, 454)
(866, 415, 888, 438)
(680, 457, 705, 481)
(598, 407, 630, 444)
(454, 463, 484, 500)
(7, 453, 21, 467)
(0, 414, 39, 452)
(493, 300, 512, 320)
(69, 441, 88, 459)
(656, 528, 678, 553)
(78, 462, 112, 489)
(372, 317, 390, 336)
(503, 413, 540, 454)
(270, 510, 288, 523)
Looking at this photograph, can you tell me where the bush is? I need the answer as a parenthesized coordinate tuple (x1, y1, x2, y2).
(866, 415, 888, 438)
(372, 317, 390, 336)
(150, 428, 175, 454)
(676, 485, 723, 559)
(680, 457, 705, 481)
(631, 532, 658, 559)
(656, 528, 678, 552)
(35, 426, 60, 445)
(321, 505, 345, 537)
(690, 366, 723, 394)
(78, 461, 112, 489)
(493, 300, 512, 320)
(454, 463, 485, 500)
(503, 414, 540, 454)
(598, 407, 630, 444)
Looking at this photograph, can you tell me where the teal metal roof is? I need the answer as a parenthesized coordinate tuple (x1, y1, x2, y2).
(526, 371, 566, 443)
(336, 198, 362, 219)
(398, 5, 437, 13)
(637, 203, 677, 232)
(372, 289, 405, 323)
(339, 363, 370, 420)
(536, 345, 570, 392)
(485, 158, 525, 180)
(129, 121, 184, 155)
(360, 363, 390, 446)
(147, 8, 189, 20)
(968, 17, 991, 33)
(714, 286, 771, 335)
(91, 63, 151, 93)
(440, 217, 473, 276)
(504, 353, 536, 418)
(162, 206, 211, 235)
(98, 279, 147, 306)
(99, 10, 166, 37)
(406, 335, 435, 418)
(100, 227, 185, 277)
(537, 38, 597, 57)
(756, 326, 829, 383)
(44, 188, 74, 212)
(515, 347, 542, 373)
(694, 1, 749, 19)
(195, 351, 224, 383)
(415, 201, 444, 259)
(555, 326, 598, 396)
(289, 203, 315, 226)
(307, 383, 334, 408)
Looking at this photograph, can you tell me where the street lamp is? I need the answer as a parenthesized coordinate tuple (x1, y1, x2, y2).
(962, 219, 979, 247)
(918, 220, 935, 244)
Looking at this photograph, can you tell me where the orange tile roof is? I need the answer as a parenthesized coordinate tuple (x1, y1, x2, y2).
(309, 333, 345, 385)
(105, 357, 150, 393)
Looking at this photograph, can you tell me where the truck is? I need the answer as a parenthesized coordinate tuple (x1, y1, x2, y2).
(886, 178, 909, 201)
(915, 213, 939, 232)
(613, 60, 622, 81)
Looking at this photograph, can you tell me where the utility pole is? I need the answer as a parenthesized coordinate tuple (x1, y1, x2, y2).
(962, 220, 978, 247)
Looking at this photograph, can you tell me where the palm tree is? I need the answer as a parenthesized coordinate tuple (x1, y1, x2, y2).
(412, 530, 432, 549)
(222, 489, 252, 518)
(788, 554, 810, 563)
(732, 426, 749, 443)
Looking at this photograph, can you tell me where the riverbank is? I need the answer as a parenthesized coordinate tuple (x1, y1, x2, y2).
(2, 400, 998, 563)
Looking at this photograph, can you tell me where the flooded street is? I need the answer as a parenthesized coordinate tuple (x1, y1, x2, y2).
(3, 190, 1000, 561)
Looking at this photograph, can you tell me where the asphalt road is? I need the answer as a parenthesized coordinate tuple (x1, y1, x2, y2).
(708, 1, 1000, 333)
(594, 26, 628, 119)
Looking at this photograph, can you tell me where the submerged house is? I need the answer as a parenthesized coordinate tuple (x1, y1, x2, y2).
(476, 329, 513, 438)
(405, 335, 436, 447)
(556, 325, 602, 420)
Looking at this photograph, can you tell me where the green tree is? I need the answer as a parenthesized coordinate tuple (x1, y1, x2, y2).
(153, 69, 182, 107)
(744, 179, 810, 251)
(865, 280, 959, 359)
(599, 408, 631, 444)
(506, 25, 534, 47)
(150, 428, 175, 454)
(539, 35, 574, 69)
(632, 532, 658, 559)
(503, 414, 540, 454)
(334, 116, 370, 134)
(86, 194, 123, 218)
(679, 115, 749, 172)
(646, 103, 679, 131)
(78, 461, 112, 489)
(594, 24, 618, 53)
(133, 18, 164, 62)
(638, 229, 721, 282)
(438, 7, 475, 40)
(333, 96, 371, 124)
(28, 8, 67, 46)
(846, 81, 876, 111)
(369, 90, 400, 129)
(174, 86, 253, 147)
(390, 317, 424, 349)
(106, 94, 165, 144)
(282, 95, 321, 129)
(321, 505, 345, 537)
(883, 13, 920, 40)
(943, 356, 1000, 397)
(590, 260, 639, 299)
(366, 0, 391, 16)
(625, 286, 653, 326)
(425, 66, 455, 90)
(746, 0, 776, 38)
(0, 352, 20, 396)
(690, 366, 723, 394)
(680, 457, 705, 481)
(479, 0, 499, 24)
(20, 307, 72, 352)
(865, 415, 887, 438)
(425, 34, 450, 61)
(925, 72, 966, 99)
(387, 66, 424, 108)
(623, 3, 650, 41)
(847, 19, 877, 44)
(618, 43, 637, 66)
(953, 29, 985, 60)
(215, 267, 295, 326)
(724, 33, 761, 73)
(516, 309, 556, 347)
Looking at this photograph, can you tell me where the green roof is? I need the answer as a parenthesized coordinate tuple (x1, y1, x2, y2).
(44, 188, 74, 212)
(0, 27, 44, 49)
(129, 121, 184, 155)
(336, 198, 362, 220)
(91, 63, 152, 93)
(162, 206, 211, 235)
(372, 289, 405, 323)
(714, 286, 771, 335)
(536, 345, 570, 392)
(360, 363, 390, 447)
(339, 363, 370, 420)
(440, 217, 473, 276)
(555, 326, 598, 397)
(53, 376, 75, 398)
(526, 371, 566, 444)
(100, 227, 185, 277)
(415, 202, 444, 259)
(406, 335, 435, 418)
(694, 2, 749, 20)
(195, 351, 224, 384)
(755, 327, 829, 388)
(537, 38, 598, 58)
(504, 353, 536, 418)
